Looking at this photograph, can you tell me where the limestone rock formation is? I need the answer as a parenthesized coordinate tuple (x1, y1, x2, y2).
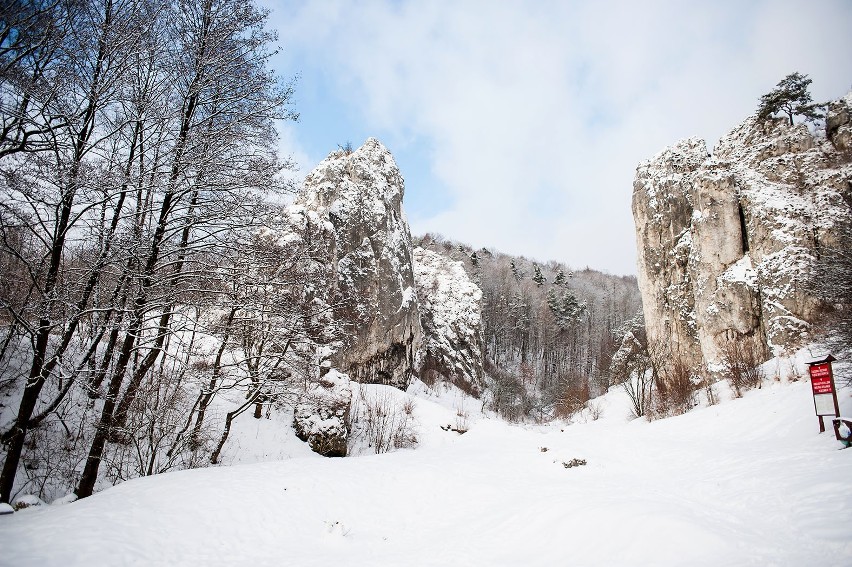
(412, 247, 485, 396)
(633, 93, 852, 377)
(293, 369, 352, 457)
(296, 138, 423, 389)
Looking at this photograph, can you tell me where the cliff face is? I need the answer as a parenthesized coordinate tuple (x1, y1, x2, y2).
(412, 247, 485, 396)
(633, 94, 852, 377)
(296, 138, 423, 390)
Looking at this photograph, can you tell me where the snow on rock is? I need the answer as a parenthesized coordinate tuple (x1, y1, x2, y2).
(826, 91, 852, 151)
(633, 93, 852, 379)
(293, 369, 353, 457)
(412, 247, 485, 396)
(295, 138, 423, 390)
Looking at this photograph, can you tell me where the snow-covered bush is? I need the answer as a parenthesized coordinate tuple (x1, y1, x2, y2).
(348, 386, 418, 455)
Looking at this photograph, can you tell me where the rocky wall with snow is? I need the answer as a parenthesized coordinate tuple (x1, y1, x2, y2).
(633, 93, 852, 378)
(293, 369, 352, 457)
(412, 247, 485, 396)
(294, 138, 423, 390)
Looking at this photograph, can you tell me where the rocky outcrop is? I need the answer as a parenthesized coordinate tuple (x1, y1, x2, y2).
(295, 138, 423, 390)
(633, 93, 852, 378)
(412, 247, 485, 396)
(288, 139, 490, 457)
(293, 369, 352, 457)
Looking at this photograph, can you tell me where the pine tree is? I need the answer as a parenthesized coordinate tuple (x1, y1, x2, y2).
(510, 261, 522, 282)
(757, 72, 824, 126)
(532, 264, 546, 286)
(547, 290, 586, 330)
(554, 269, 567, 287)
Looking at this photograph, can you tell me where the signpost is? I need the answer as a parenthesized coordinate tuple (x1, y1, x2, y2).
(807, 355, 840, 434)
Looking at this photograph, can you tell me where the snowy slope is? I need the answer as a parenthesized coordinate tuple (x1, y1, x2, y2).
(1, 377, 850, 566)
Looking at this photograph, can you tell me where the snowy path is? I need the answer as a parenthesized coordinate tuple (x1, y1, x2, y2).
(1, 381, 850, 566)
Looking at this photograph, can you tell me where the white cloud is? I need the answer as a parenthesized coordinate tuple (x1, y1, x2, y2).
(266, 0, 852, 274)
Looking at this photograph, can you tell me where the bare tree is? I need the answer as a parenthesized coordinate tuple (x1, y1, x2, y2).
(0, 0, 300, 503)
(75, 0, 296, 499)
(808, 216, 852, 384)
(0, 0, 148, 504)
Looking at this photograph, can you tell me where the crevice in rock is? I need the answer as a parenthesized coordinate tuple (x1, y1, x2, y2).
(738, 203, 750, 254)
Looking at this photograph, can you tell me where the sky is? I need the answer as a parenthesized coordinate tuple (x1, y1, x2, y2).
(260, 0, 852, 275)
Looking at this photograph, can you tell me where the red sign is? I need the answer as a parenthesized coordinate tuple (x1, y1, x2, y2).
(809, 363, 831, 379)
(811, 376, 833, 395)
(809, 363, 833, 395)
(807, 357, 839, 431)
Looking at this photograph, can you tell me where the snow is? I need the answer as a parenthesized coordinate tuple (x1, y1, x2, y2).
(718, 255, 756, 287)
(1, 372, 850, 566)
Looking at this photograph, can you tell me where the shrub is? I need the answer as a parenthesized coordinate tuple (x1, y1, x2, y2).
(651, 355, 696, 418)
(721, 340, 764, 397)
(349, 388, 418, 454)
(454, 405, 470, 433)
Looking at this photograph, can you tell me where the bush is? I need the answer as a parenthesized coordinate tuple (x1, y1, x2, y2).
(554, 376, 590, 420)
(348, 388, 418, 454)
(721, 340, 764, 397)
(454, 404, 470, 433)
(808, 217, 852, 386)
(650, 355, 696, 418)
(483, 359, 533, 422)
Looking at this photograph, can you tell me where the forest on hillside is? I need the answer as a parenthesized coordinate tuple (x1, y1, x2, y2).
(416, 235, 641, 421)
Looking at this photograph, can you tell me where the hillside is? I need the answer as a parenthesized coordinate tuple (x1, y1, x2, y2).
(1, 354, 849, 566)
(416, 235, 642, 418)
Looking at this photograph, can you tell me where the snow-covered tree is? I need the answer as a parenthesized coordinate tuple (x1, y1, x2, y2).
(510, 261, 523, 282)
(532, 264, 546, 287)
(0, 0, 301, 503)
(546, 289, 586, 330)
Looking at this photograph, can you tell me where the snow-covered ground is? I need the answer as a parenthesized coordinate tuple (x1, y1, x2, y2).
(1, 374, 850, 566)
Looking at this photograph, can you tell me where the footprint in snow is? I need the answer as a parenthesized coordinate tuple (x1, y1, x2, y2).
(325, 520, 349, 537)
